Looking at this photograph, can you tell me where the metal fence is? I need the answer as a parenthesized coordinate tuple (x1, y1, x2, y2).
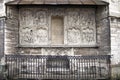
(5, 55, 111, 80)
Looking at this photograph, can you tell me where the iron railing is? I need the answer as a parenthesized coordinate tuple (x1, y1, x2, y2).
(5, 55, 111, 80)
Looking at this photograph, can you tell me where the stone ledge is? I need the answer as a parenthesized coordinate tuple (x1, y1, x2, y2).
(18, 44, 99, 48)
(110, 12, 120, 18)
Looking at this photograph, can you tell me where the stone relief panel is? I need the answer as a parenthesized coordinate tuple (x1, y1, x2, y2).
(7, 6, 18, 19)
(34, 10, 47, 25)
(66, 8, 96, 45)
(42, 48, 73, 55)
(19, 8, 49, 45)
(82, 27, 95, 44)
(35, 27, 48, 45)
(20, 27, 35, 44)
(20, 9, 33, 27)
(67, 11, 79, 26)
(67, 27, 81, 44)
(19, 7, 96, 46)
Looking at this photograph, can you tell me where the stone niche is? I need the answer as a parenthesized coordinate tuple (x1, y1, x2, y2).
(19, 7, 96, 47)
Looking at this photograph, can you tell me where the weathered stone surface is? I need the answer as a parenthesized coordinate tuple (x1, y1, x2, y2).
(4, 5, 110, 56)
(18, 48, 42, 54)
(0, 0, 15, 17)
(0, 18, 4, 58)
(110, 17, 120, 64)
(109, 0, 120, 17)
(74, 48, 98, 55)
(19, 8, 49, 45)
(5, 6, 19, 54)
(19, 7, 96, 46)
(42, 48, 73, 55)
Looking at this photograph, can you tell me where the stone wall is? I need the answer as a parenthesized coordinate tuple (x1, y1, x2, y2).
(103, 0, 120, 64)
(0, 18, 4, 58)
(5, 6, 19, 54)
(0, 0, 14, 17)
(109, 0, 120, 17)
(0, 0, 119, 67)
(19, 7, 96, 46)
(0, 0, 15, 56)
(96, 6, 110, 55)
(110, 17, 120, 64)
(0, 0, 119, 66)
(0, 0, 5, 17)
(15, 6, 110, 56)
(0, 0, 110, 56)
(109, 0, 120, 65)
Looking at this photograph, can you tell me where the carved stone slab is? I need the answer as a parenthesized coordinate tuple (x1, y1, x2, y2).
(19, 8, 49, 45)
(19, 7, 96, 46)
(42, 48, 73, 55)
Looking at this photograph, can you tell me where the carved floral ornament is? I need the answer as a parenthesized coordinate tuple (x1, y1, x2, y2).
(19, 8, 96, 47)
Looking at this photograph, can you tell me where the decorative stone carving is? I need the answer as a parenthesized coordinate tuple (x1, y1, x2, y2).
(42, 48, 73, 55)
(20, 27, 35, 44)
(34, 11, 47, 25)
(35, 27, 48, 45)
(67, 12, 79, 26)
(20, 9, 33, 27)
(19, 8, 96, 46)
(19, 8, 48, 45)
(51, 8, 65, 16)
(82, 26, 95, 44)
(67, 28, 81, 44)
(7, 6, 18, 19)
(66, 8, 96, 45)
